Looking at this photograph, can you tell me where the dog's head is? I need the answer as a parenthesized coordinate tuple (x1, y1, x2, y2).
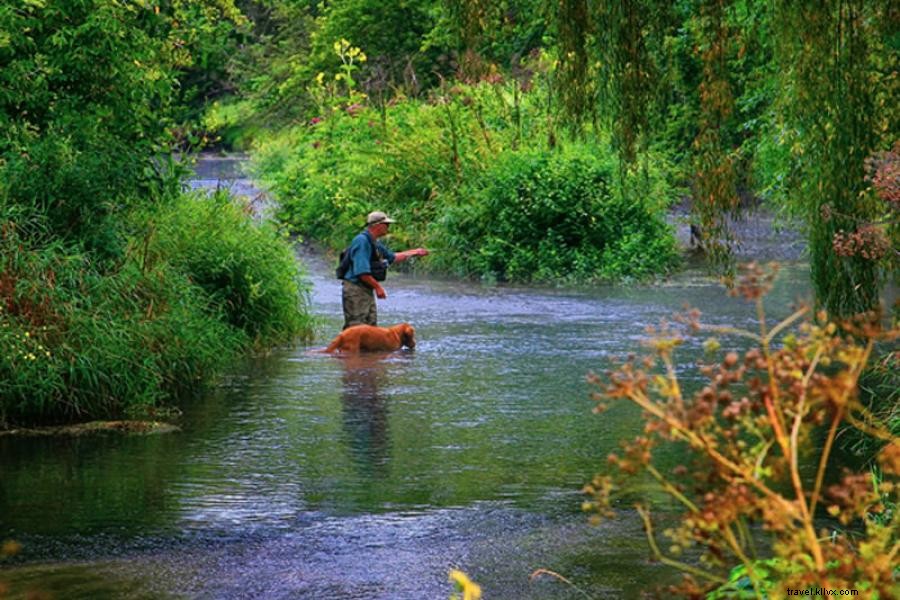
(396, 323, 416, 349)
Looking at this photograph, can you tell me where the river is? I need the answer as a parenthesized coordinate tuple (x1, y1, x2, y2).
(0, 156, 812, 599)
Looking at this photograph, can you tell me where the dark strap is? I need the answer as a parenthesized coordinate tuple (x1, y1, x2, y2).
(363, 230, 383, 261)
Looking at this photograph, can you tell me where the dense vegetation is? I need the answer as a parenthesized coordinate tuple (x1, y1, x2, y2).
(586, 264, 899, 597)
(248, 73, 681, 283)
(0, 1, 896, 595)
(206, 0, 896, 309)
(0, 1, 313, 426)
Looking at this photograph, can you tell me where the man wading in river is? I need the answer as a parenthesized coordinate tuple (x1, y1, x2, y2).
(336, 211, 429, 329)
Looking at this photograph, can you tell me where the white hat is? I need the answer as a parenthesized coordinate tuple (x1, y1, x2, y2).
(366, 210, 397, 225)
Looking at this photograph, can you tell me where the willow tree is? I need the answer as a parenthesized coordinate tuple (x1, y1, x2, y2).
(772, 0, 897, 316)
(555, 0, 670, 156)
(555, 1, 745, 275)
(688, 0, 740, 276)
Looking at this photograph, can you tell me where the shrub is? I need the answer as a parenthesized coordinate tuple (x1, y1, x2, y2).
(254, 84, 680, 284)
(0, 221, 241, 425)
(136, 190, 315, 347)
(432, 146, 679, 283)
(583, 263, 899, 597)
(256, 99, 468, 252)
(0, 192, 314, 426)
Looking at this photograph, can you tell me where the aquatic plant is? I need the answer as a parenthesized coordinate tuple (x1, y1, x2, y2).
(583, 262, 899, 597)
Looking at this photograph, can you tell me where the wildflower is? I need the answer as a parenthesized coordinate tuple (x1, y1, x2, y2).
(449, 570, 482, 600)
(1, 540, 21, 557)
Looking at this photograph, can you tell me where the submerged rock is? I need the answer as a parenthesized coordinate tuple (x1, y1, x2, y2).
(0, 420, 180, 437)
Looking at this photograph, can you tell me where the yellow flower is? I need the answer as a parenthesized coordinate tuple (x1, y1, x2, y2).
(315, 72, 325, 85)
(449, 570, 482, 600)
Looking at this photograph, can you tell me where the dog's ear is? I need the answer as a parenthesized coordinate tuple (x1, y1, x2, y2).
(402, 324, 416, 349)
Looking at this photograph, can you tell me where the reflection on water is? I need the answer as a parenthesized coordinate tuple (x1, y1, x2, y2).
(340, 354, 394, 478)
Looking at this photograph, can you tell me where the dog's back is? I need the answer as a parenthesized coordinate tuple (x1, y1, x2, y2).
(324, 323, 415, 354)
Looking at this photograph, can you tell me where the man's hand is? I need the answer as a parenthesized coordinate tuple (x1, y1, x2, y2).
(374, 284, 387, 299)
(395, 248, 430, 262)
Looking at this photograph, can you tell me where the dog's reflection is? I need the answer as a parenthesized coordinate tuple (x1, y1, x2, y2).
(340, 354, 392, 477)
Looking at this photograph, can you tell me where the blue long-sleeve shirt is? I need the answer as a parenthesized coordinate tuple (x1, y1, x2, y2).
(343, 230, 396, 283)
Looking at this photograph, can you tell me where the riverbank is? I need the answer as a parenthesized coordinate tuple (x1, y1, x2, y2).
(0, 165, 315, 429)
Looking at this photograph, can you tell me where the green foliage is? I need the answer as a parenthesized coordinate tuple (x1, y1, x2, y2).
(139, 190, 314, 346)
(0, 213, 238, 425)
(310, 0, 438, 90)
(254, 72, 680, 284)
(433, 0, 546, 75)
(0, 0, 311, 427)
(771, 0, 896, 316)
(0, 192, 313, 427)
(0, 0, 246, 250)
(255, 88, 483, 251)
(433, 147, 679, 283)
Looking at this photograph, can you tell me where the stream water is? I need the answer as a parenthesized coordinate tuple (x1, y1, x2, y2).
(0, 157, 812, 599)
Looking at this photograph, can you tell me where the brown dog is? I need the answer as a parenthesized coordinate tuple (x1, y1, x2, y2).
(324, 323, 416, 354)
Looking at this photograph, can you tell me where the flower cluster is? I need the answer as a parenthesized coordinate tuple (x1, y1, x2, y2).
(832, 225, 891, 261)
(865, 140, 900, 209)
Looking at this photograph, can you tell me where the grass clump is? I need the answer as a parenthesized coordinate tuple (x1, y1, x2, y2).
(0, 193, 313, 427)
(137, 190, 314, 346)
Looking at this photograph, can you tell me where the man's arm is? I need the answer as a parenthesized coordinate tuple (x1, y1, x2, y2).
(358, 274, 386, 299)
(392, 248, 429, 263)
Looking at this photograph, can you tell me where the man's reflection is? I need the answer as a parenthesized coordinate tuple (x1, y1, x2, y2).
(340, 354, 391, 477)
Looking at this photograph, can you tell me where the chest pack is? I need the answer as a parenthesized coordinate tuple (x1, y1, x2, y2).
(336, 236, 388, 281)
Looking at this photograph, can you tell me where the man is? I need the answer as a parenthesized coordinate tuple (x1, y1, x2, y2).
(339, 210, 429, 329)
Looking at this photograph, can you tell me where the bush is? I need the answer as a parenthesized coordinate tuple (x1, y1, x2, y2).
(0, 223, 240, 425)
(256, 99, 465, 252)
(135, 190, 315, 347)
(0, 193, 313, 427)
(432, 146, 679, 283)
